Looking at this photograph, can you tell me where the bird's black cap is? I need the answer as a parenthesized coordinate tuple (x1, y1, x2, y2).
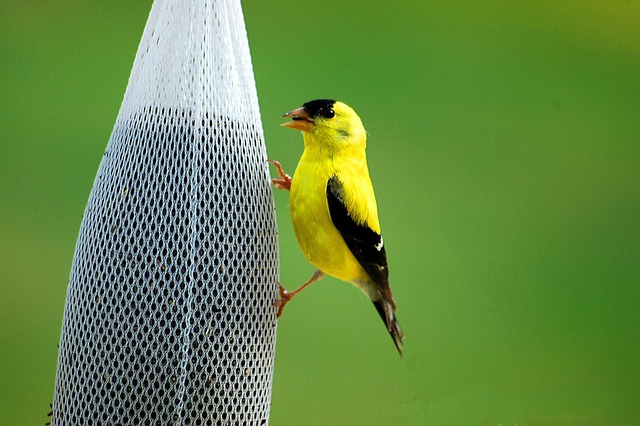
(303, 99, 336, 119)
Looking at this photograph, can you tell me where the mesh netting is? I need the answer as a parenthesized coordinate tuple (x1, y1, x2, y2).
(52, 0, 278, 424)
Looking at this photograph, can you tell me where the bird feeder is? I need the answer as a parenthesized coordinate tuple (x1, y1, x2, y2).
(51, 0, 279, 424)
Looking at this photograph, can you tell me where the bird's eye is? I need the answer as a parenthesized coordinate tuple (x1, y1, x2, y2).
(323, 109, 335, 119)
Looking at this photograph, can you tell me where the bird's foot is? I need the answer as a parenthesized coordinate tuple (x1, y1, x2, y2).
(275, 282, 294, 318)
(267, 159, 292, 191)
(274, 271, 325, 318)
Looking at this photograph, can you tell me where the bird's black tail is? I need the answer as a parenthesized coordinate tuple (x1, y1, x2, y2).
(373, 297, 404, 356)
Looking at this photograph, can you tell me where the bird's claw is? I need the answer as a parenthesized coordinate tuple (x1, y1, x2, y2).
(275, 282, 292, 318)
(268, 159, 292, 191)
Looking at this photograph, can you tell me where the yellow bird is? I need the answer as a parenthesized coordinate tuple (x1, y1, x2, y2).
(269, 99, 404, 355)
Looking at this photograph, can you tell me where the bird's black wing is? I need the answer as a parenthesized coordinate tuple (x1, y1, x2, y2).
(326, 175, 389, 292)
(327, 175, 403, 355)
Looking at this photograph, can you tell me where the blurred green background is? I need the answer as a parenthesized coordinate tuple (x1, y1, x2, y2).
(1, 0, 639, 424)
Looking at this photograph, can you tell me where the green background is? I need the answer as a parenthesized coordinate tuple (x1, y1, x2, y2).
(1, 0, 639, 424)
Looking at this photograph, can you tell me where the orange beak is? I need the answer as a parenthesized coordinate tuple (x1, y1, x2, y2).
(281, 106, 314, 132)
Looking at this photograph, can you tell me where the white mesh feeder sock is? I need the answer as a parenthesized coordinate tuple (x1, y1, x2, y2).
(52, 0, 278, 424)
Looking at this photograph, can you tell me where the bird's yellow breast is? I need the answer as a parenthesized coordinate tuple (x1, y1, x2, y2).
(289, 144, 379, 284)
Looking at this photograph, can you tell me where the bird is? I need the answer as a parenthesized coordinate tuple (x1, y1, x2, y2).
(269, 99, 404, 355)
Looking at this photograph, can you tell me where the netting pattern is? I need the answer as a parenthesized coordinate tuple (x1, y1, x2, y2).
(52, 1, 278, 425)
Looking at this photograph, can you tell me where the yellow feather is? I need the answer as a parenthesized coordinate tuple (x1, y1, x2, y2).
(289, 102, 379, 285)
(278, 99, 404, 354)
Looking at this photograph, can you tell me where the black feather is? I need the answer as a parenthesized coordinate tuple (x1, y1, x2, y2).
(326, 176, 389, 289)
(326, 175, 404, 355)
(373, 300, 404, 355)
(302, 99, 336, 119)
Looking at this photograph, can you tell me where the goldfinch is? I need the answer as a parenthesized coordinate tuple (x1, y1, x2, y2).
(269, 99, 404, 355)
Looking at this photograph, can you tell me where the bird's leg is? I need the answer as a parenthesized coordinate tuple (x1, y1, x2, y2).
(267, 159, 292, 191)
(276, 270, 326, 318)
